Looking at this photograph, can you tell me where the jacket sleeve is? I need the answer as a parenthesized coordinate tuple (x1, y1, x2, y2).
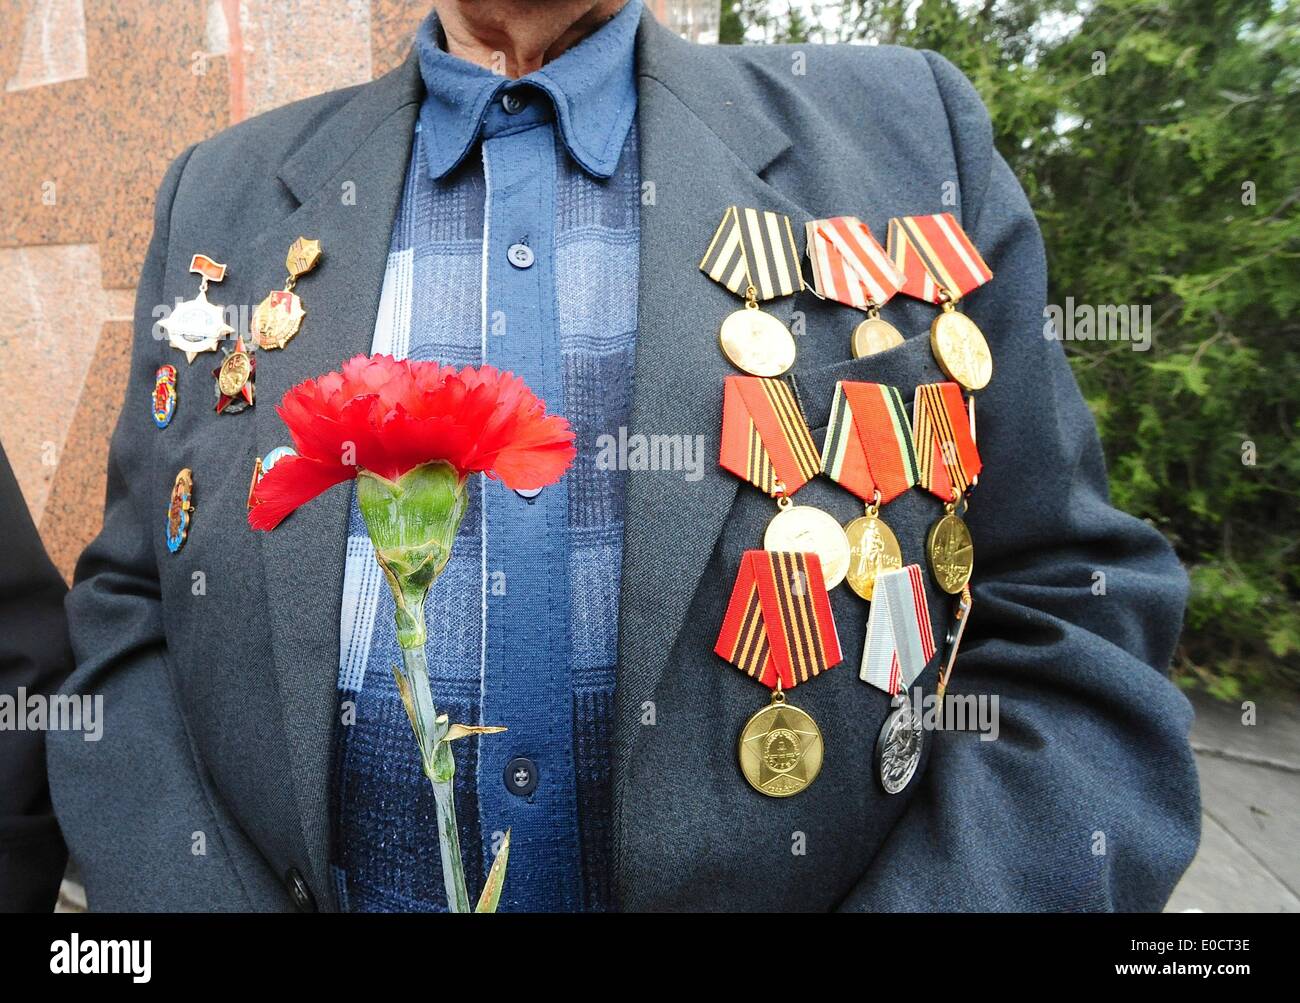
(841, 52, 1200, 912)
(0, 444, 73, 912)
(45, 145, 244, 909)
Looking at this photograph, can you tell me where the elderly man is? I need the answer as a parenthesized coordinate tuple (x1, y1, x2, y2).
(48, 0, 1199, 912)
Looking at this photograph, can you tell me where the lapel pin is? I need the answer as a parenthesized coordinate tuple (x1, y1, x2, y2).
(248, 445, 298, 511)
(166, 468, 195, 553)
(162, 254, 233, 363)
(213, 335, 256, 414)
(152, 364, 177, 428)
(253, 237, 323, 350)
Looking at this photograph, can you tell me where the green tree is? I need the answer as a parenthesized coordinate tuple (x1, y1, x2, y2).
(724, 1, 1300, 697)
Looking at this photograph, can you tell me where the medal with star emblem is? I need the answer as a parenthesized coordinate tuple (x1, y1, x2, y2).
(252, 237, 322, 350)
(715, 550, 843, 798)
(213, 335, 256, 414)
(162, 254, 234, 363)
(738, 691, 824, 798)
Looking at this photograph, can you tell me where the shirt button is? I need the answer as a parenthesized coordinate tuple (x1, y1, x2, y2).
(284, 867, 317, 912)
(507, 243, 535, 269)
(501, 91, 526, 115)
(504, 756, 538, 797)
(515, 486, 543, 500)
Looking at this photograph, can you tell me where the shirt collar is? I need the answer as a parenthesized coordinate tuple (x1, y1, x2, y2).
(416, 0, 640, 180)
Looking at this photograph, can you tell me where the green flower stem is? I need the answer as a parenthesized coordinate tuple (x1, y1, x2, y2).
(400, 641, 471, 914)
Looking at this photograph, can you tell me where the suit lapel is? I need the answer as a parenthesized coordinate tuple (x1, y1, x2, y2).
(613, 13, 814, 888)
(249, 54, 422, 903)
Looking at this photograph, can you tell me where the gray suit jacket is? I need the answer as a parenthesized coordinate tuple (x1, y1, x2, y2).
(48, 11, 1200, 911)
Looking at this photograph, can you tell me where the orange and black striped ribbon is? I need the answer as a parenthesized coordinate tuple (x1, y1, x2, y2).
(820, 381, 919, 504)
(714, 550, 843, 691)
(720, 375, 821, 496)
(700, 207, 805, 302)
(913, 382, 982, 501)
(886, 213, 991, 305)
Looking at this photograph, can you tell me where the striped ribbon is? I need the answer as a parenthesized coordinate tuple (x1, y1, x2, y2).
(804, 216, 903, 310)
(700, 206, 805, 302)
(913, 382, 982, 501)
(720, 375, 821, 496)
(860, 564, 936, 695)
(820, 381, 919, 504)
(715, 550, 843, 691)
(886, 212, 992, 304)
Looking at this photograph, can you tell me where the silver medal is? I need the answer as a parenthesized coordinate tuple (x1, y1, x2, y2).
(875, 693, 923, 795)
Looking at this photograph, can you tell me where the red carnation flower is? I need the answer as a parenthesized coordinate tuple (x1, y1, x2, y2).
(248, 355, 576, 531)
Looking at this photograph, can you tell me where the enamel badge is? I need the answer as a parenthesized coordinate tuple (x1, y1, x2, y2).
(152, 364, 177, 428)
(162, 255, 233, 363)
(213, 335, 256, 414)
(166, 468, 194, 554)
(247, 445, 297, 511)
(253, 237, 322, 350)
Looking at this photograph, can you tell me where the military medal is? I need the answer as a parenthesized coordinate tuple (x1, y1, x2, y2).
(716, 550, 843, 797)
(166, 468, 195, 553)
(763, 500, 850, 590)
(820, 381, 920, 600)
(213, 335, 256, 414)
(888, 213, 994, 390)
(861, 564, 935, 794)
(804, 216, 906, 358)
(875, 695, 923, 796)
(152, 364, 177, 428)
(914, 382, 982, 593)
(720, 374, 849, 588)
(252, 237, 322, 350)
(162, 254, 234, 363)
(700, 207, 805, 376)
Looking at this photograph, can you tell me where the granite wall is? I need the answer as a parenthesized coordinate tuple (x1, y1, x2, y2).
(0, 0, 714, 581)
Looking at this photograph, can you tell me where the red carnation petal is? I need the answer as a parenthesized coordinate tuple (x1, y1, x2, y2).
(247, 455, 355, 531)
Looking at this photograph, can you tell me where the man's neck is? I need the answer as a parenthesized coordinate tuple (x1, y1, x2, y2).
(431, 0, 629, 78)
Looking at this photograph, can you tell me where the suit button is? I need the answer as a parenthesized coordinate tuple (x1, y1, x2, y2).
(504, 756, 538, 796)
(285, 867, 317, 912)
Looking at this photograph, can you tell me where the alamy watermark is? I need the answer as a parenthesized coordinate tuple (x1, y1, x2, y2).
(1044, 297, 1152, 351)
(595, 427, 706, 482)
(0, 689, 102, 741)
(905, 685, 1000, 741)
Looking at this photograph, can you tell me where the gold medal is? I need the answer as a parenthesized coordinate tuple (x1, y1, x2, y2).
(738, 689, 824, 798)
(719, 304, 796, 377)
(844, 505, 903, 601)
(764, 499, 850, 590)
(851, 312, 905, 358)
(701, 208, 805, 376)
(926, 502, 974, 594)
(253, 237, 322, 350)
(930, 300, 992, 391)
